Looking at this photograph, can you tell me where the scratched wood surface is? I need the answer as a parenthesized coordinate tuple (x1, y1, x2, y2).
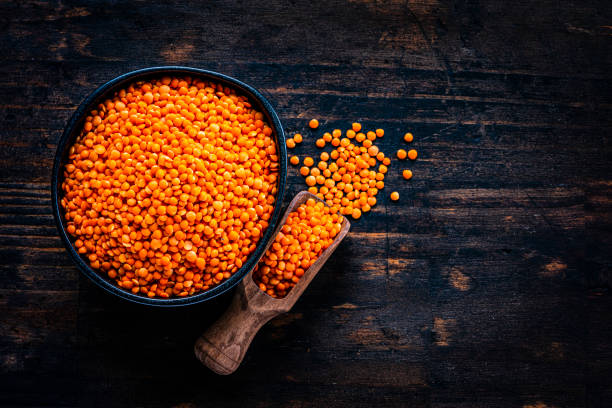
(1, 0, 611, 407)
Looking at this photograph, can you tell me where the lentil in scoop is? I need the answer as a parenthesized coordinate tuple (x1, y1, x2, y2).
(252, 198, 342, 298)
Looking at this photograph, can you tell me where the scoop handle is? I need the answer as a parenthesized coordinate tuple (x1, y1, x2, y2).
(194, 280, 282, 375)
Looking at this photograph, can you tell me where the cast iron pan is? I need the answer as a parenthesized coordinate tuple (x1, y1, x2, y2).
(51, 66, 287, 307)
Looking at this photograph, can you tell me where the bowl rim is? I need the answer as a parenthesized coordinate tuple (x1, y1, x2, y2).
(51, 66, 287, 307)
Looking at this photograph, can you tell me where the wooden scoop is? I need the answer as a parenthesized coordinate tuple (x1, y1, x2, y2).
(194, 191, 351, 375)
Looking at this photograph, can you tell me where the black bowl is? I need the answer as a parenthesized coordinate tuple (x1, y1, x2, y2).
(51, 66, 287, 306)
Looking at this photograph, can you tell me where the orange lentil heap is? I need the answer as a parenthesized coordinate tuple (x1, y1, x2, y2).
(60, 76, 279, 298)
(291, 123, 419, 210)
(252, 198, 343, 298)
(298, 123, 391, 218)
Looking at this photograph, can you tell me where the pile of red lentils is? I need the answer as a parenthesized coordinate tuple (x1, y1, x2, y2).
(286, 119, 417, 218)
(61, 76, 279, 298)
(252, 198, 343, 298)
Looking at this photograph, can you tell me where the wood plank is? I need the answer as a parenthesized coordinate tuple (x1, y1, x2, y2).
(0, 0, 611, 406)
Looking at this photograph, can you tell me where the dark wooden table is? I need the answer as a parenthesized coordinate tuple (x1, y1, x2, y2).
(1, 1, 611, 407)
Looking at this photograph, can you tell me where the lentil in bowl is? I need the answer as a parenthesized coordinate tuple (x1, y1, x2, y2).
(52, 67, 287, 306)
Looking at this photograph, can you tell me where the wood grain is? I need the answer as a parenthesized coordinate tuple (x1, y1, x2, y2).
(0, 0, 611, 407)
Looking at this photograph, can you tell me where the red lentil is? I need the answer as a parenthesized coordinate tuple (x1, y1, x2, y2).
(61, 77, 278, 298)
(252, 198, 343, 298)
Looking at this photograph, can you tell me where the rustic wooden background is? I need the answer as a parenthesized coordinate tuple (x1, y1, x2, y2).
(1, 0, 611, 407)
